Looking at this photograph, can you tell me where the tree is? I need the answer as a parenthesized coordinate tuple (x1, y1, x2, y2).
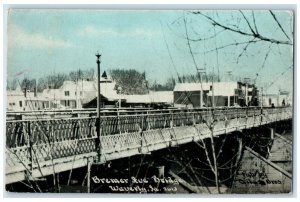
(7, 78, 18, 90)
(20, 78, 36, 92)
(37, 73, 68, 91)
(168, 10, 293, 93)
(83, 68, 95, 81)
(165, 77, 176, 90)
(69, 68, 95, 82)
(165, 10, 294, 193)
(110, 69, 149, 94)
(69, 69, 83, 82)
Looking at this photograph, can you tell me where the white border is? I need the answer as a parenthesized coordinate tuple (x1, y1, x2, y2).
(1, 1, 299, 202)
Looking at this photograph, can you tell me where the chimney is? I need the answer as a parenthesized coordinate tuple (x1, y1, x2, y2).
(34, 87, 37, 97)
(23, 88, 27, 97)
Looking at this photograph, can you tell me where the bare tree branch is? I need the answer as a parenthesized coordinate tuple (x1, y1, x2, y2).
(239, 10, 256, 35)
(269, 10, 291, 41)
(190, 39, 262, 55)
(167, 22, 225, 43)
(193, 11, 292, 45)
(189, 28, 226, 42)
(236, 38, 257, 63)
(254, 43, 274, 83)
(183, 16, 200, 71)
(251, 11, 259, 34)
(266, 65, 292, 89)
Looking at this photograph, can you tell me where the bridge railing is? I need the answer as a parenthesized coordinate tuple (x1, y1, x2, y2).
(99, 107, 292, 135)
(6, 107, 292, 177)
(6, 117, 98, 173)
(7, 106, 277, 120)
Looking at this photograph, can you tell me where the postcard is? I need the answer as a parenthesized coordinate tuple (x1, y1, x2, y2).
(5, 9, 293, 194)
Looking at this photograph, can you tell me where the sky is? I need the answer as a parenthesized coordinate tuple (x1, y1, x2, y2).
(6, 9, 294, 94)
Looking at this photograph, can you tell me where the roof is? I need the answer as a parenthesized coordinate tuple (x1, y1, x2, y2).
(149, 91, 173, 103)
(207, 82, 239, 96)
(173, 83, 212, 92)
(122, 94, 151, 103)
(174, 82, 238, 96)
(263, 94, 278, 97)
(100, 82, 119, 100)
(121, 91, 173, 104)
(279, 91, 290, 95)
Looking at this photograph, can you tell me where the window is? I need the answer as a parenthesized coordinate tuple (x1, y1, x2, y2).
(19, 101, 22, 107)
(66, 100, 70, 106)
(230, 96, 235, 106)
(80, 91, 83, 96)
(65, 91, 70, 96)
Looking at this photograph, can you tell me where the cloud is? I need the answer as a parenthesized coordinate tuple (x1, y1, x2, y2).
(78, 25, 160, 38)
(8, 24, 73, 49)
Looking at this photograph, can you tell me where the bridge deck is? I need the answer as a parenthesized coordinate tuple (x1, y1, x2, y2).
(5, 107, 292, 184)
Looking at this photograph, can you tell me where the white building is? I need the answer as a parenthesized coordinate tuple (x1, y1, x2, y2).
(262, 90, 292, 107)
(173, 81, 256, 108)
(40, 75, 122, 109)
(7, 86, 50, 111)
(120, 91, 173, 106)
(42, 80, 97, 109)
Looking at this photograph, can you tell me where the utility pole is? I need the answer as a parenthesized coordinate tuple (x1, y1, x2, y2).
(261, 87, 263, 109)
(76, 70, 79, 109)
(197, 68, 206, 108)
(244, 78, 250, 106)
(96, 53, 101, 118)
(212, 79, 215, 108)
(226, 71, 232, 82)
(117, 86, 122, 109)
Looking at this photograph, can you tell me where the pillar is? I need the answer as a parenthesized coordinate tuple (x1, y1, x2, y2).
(200, 90, 203, 108)
(87, 157, 93, 193)
(156, 165, 165, 178)
(228, 96, 230, 107)
(270, 128, 274, 140)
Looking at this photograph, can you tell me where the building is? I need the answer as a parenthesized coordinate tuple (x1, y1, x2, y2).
(41, 73, 119, 109)
(42, 80, 98, 109)
(84, 90, 174, 109)
(262, 90, 292, 107)
(173, 81, 258, 108)
(278, 90, 292, 106)
(173, 82, 211, 108)
(7, 86, 50, 111)
(7, 73, 117, 111)
(121, 91, 173, 108)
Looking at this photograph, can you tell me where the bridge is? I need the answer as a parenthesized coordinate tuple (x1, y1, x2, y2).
(5, 107, 292, 186)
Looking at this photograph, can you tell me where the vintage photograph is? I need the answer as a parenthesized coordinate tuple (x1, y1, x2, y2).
(5, 9, 293, 194)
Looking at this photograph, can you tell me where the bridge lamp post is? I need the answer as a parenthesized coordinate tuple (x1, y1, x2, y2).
(95, 52, 101, 162)
(96, 53, 101, 118)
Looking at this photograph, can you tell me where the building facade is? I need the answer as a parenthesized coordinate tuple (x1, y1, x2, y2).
(173, 82, 258, 108)
(7, 86, 50, 111)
